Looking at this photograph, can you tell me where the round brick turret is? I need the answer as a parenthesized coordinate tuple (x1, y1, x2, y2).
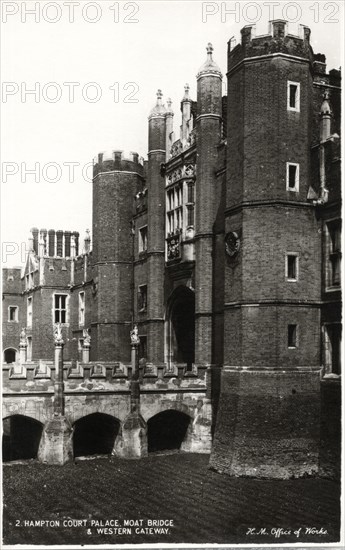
(92, 146, 145, 362)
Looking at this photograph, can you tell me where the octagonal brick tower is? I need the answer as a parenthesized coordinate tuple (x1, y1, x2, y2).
(210, 21, 322, 478)
(92, 151, 145, 361)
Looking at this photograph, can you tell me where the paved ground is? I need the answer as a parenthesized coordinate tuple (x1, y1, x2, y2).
(2, 453, 341, 546)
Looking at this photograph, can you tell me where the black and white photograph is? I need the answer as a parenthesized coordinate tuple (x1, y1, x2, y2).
(1, 0, 343, 548)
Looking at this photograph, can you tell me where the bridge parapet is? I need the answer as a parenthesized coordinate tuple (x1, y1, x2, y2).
(2, 361, 207, 395)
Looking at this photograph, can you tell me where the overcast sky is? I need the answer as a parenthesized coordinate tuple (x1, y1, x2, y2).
(1, 0, 343, 267)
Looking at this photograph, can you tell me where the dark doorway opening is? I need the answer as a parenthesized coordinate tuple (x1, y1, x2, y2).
(73, 413, 120, 457)
(148, 410, 190, 453)
(2, 415, 43, 462)
(4, 348, 16, 364)
(168, 286, 195, 369)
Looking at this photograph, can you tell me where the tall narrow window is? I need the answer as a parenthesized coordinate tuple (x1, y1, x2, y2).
(288, 324, 297, 348)
(27, 337, 32, 361)
(286, 253, 298, 281)
(79, 292, 85, 326)
(286, 162, 299, 192)
(326, 220, 341, 288)
(187, 182, 195, 228)
(187, 206, 194, 227)
(78, 338, 84, 358)
(287, 81, 300, 112)
(187, 182, 194, 203)
(139, 226, 148, 254)
(27, 297, 33, 328)
(8, 306, 18, 322)
(54, 294, 67, 324)
(138, 335, 147, 361)
(324, 324, 342, 375)
(138, 285, 147, 312)
(25, 272, 34, 289)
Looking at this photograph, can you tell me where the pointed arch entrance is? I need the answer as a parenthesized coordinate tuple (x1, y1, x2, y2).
(166, 286, 195, 369)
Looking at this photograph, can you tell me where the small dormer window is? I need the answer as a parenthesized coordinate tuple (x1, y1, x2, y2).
(287, 81, 300, 112)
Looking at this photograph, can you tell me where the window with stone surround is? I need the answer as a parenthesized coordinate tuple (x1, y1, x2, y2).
(138, 285, 147, 312)
(138, 335, 147, 361)
(8, 306, 18, 322)
(27, 297, 33, 328)
(323, 323, 341, 375)
(27, 336, 32, 361)
(288, 324, 298, 348)
(325, 219, 341, 289)
(286, 162, 299, 192)
(79, 292, 85, 326)
(25, 271, 34, 290)
(287, 81, 300, 112)
(186, 182, 195, 228)
(167, 183, 183, 236)
(139, 226, 148, 254)
(78, 338, 84, 358)
(286, 253, 299, 281)
(166, 178, 195, 261)
(54, 294, 68, 324)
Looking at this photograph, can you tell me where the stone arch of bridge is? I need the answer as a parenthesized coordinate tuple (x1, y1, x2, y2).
(141, 400, 193, 422)
(2, 414, 44, 462)
(147, 409, 191, 453)
(2, 405, 44, 423)
(72, 412, 121, 457)
(65, 396, 130, 424)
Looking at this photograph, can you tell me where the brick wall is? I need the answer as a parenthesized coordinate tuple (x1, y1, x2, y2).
(210, 368, 321, 478)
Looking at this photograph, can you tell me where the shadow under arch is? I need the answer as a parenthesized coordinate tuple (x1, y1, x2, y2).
(147, 409, 191, 453)
(165, 285, 195, 369)
(73, 413, 120, 457)
(3, 347, 18, 364)
(2, 414, 43, 462)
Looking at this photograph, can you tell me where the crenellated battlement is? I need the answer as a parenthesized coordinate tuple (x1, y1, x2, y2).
(228, 20, 313, 73)
(93, 150, 145, 178)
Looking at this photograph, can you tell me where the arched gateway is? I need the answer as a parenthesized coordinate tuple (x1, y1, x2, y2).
(166, 286, 195, 370)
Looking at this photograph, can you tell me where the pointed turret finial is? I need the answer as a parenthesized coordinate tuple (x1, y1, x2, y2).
(183, 84, 190, 100)
(84, 229, 91, 254)
(197, 42, 222, 79)
(167, 97, 172, 110)
(149, 89, 167, 118)
(157, 89, 163, 103)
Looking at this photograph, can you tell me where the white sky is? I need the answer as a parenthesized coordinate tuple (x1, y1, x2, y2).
(1, 0, 343, 267)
